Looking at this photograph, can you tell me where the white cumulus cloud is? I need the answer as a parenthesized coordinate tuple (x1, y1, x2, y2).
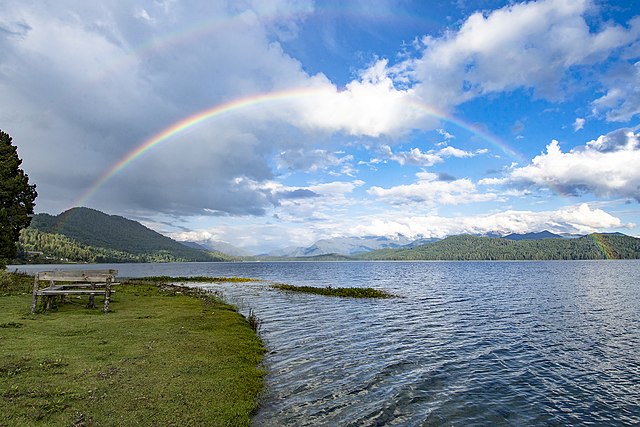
(379, 144, 487, 167)
(286, 59, 431, 137)
(497, 127, 640, 200)
(592, 60, 640, 122)
(368, 172, 496, 206)
(405, 0, 640, 110)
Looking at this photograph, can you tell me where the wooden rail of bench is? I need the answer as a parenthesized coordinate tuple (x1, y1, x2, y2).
(30, 269, 119, 313)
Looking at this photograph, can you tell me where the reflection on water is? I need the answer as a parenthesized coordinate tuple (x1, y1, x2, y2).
(11, 261, 640, 425)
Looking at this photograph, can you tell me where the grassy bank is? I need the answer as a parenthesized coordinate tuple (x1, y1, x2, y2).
(132, 276, 258, 284)
(0, 272, 265, 426)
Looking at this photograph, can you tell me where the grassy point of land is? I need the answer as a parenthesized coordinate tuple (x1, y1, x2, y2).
(0, 271, 265, 427)
(271, 283, 394, 299)
(127, 276, 259, 284)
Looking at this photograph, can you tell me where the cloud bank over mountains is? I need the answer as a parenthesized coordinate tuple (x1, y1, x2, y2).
(348, 203, 627, 239)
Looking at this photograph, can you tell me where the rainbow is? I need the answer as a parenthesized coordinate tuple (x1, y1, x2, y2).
(71, 87, 320, 208)
(591, 233, 616, 260)
(69, 88, 528, 210)
(406, 99, 527, 163)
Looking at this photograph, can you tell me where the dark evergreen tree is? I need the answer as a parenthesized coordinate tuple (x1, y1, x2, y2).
(0, 129, 37, 267)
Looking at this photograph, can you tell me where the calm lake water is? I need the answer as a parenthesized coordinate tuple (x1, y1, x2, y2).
(11, 261, 640, 426)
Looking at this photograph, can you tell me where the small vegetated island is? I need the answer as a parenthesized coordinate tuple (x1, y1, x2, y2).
(272, 283, 394, 298)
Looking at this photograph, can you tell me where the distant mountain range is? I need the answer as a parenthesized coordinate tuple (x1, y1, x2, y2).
(12, 207, 640, 263)
(260, 231, 571, 257)
(257, 231, 640, 260)
(503, 230, 563, 240)
(262, 235, 417, 257)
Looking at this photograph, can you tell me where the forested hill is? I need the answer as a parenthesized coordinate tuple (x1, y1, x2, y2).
(16, 207, 233, 263)
(356, 233, 640, 261)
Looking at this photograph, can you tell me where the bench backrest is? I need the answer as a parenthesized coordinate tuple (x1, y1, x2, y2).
(37, 270, 118, 282)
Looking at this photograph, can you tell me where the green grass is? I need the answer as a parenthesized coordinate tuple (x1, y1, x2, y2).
(0, 272, 265, 427)
(271, 283, 394, 298)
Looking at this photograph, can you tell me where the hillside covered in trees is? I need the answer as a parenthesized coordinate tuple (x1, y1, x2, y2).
(14, 207, 234, 263)
(356, 233, 640, 261)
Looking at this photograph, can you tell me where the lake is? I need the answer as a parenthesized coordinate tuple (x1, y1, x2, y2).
(10, 261, 640, 426)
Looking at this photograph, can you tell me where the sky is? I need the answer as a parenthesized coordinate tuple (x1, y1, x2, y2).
(1, 0, 640, 254)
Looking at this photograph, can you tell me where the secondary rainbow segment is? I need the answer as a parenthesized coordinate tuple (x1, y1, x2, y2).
(83, 6, 439, 87)
(71, 88, 527, 209)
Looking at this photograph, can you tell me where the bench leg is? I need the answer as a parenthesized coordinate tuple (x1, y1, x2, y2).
(88, 283, 96, 309)
(45, 295, 53, 310)
(30, 277, 40, 313)
(103, 279, 112, 313)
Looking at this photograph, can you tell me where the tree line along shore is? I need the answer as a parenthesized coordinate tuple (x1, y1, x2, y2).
(6, 199, 639, 265)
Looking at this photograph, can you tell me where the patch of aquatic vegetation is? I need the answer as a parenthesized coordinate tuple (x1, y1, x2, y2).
(272, 283, 394, 298)
(124, 275, 257, 284)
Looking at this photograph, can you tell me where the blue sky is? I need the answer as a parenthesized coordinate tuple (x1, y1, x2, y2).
(1, 0, 639, 253)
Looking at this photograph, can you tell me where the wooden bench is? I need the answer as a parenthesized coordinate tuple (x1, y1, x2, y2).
(30, 269, 119, 313)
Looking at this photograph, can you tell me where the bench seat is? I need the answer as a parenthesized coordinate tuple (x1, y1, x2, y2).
(37, 289, 109, 295)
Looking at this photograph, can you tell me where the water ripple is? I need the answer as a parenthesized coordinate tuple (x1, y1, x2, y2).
(195, 261, 640, 426)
